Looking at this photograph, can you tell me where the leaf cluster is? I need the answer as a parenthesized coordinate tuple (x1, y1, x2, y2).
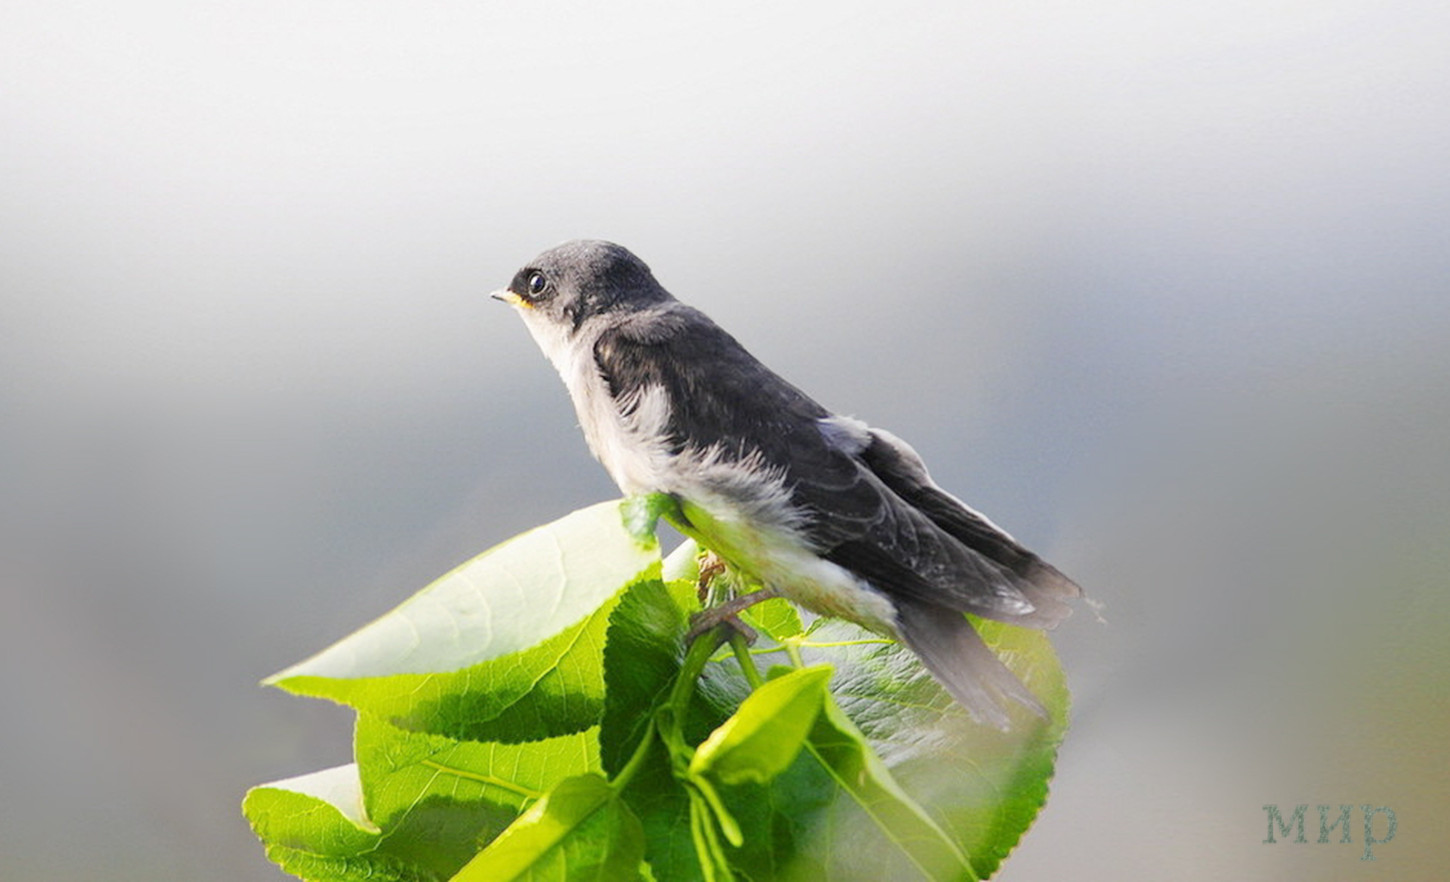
(244, 496, 1069, 881)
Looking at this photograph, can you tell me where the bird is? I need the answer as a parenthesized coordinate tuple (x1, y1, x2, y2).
(493, 239, 1080, 728)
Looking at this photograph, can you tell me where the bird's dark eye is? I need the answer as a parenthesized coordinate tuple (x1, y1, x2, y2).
(527, 272, 547, 297)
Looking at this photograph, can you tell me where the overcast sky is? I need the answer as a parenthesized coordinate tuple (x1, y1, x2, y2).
(3, 2, 1449, 879)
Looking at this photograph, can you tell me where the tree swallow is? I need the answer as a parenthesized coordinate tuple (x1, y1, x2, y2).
(493, 240, 1080, 728)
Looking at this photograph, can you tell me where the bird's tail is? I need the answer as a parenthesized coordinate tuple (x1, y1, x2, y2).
(998, 558, 1081, 630)
(894, 600, 1046, 730)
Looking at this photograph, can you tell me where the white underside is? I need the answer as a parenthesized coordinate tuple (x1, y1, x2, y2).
(677, 495, 900, 633)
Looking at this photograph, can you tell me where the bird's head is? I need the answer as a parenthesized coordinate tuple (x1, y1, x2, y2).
(492, 240, 671, 336)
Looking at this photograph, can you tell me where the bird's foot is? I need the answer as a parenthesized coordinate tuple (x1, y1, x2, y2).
(686, 587, 781, 644)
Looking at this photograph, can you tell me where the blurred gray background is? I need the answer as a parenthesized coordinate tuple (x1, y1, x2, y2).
(3, 1, 1448, 879)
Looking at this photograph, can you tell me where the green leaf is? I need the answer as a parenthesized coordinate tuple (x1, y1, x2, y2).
(355, 714, 601, 878)
(610, 734, 706, 882)
(660, 538, 702, 584)
(292, 601, 622, 743)
(885, 619, 1070, 880)
(790, 616, 1069, 880)
(451, 774, 645, 881)
(260, 847, 438, 882)
(599, 578, 689, 776)
(619, 493, 680, 548)
(796, 688, 975, 881)
(246, 717, 607, 882)
(245, 764, 380, 851)
(265, 501, 657, 741)
(243, 764, 437, 882)
(739, 596, 805, 642)
(660, 540, 706, 619)
(269, 500, 650, 682)
(689, 666, 831, 786)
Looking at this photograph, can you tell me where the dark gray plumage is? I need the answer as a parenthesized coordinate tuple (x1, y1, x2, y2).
(494, 239, 1080, 728)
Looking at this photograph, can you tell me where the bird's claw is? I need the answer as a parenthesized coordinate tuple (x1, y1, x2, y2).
(685, 584, 781, 645)
(686, 608, 759, 645)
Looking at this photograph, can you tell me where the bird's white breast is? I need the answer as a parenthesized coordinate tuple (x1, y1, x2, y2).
(519, 310, 671, 495)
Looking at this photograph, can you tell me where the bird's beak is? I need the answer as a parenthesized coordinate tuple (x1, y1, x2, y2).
(490, 289, 530, 308)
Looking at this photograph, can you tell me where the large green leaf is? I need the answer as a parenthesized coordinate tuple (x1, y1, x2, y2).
(792, 617, 1070, 880)
(791, 686, 975, 881)
(265, 500, 657, 741)
(887, 619, 1070, 880)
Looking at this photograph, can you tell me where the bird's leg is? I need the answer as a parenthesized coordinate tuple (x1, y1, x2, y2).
(686, 552, 780, 643)
(690, 587, 781, 631)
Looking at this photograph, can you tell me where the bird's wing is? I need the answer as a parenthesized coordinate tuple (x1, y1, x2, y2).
(780, 418, 1082, 627)
(793, 454, 1047, 624)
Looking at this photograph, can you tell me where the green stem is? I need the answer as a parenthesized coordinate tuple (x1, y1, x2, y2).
(728, 632, 765, 689)
(689, 786, 737, 881)
(609, 719, 656, 795)
(655, 625, 730, 772)
(692, 775, 744, 847)
(800, 638, 893, 649)
(617, 623, 730, 794)
(784, 638, 806, 669)
(670, 626, 727, 712)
